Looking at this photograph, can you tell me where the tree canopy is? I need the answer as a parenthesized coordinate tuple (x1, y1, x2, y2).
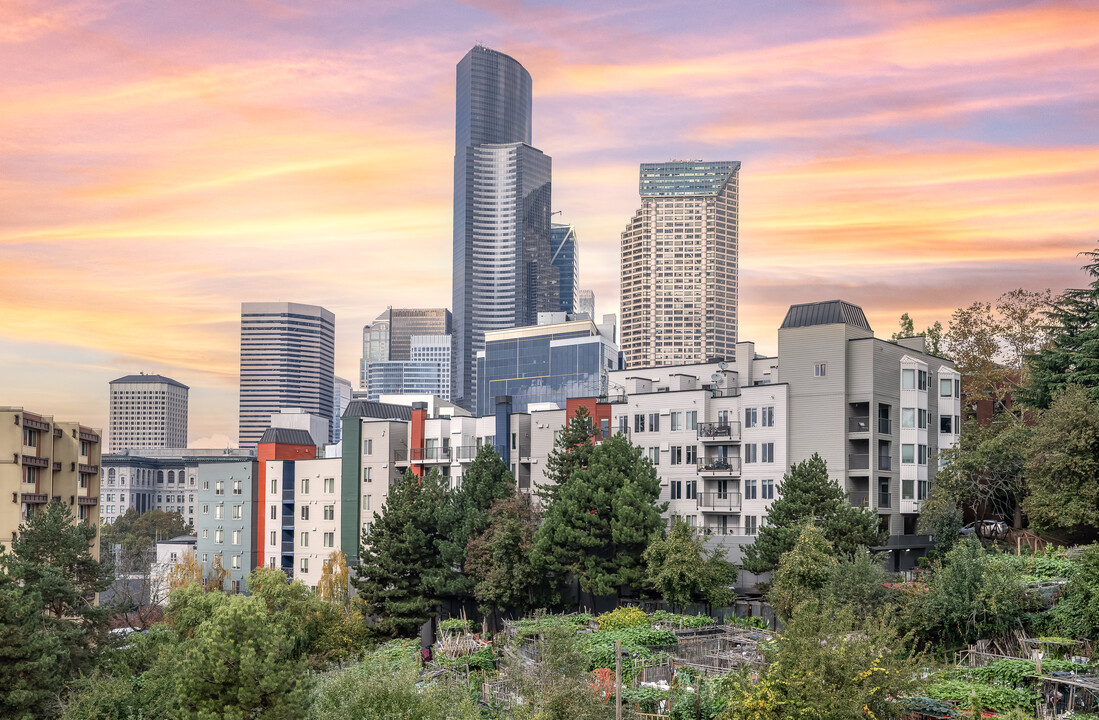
(643, 518, 736, 609)
(740, 453, 884, 575)
(465, 493, 543, 617)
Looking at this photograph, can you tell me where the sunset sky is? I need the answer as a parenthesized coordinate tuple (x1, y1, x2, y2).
(2, 0, 1098, 447)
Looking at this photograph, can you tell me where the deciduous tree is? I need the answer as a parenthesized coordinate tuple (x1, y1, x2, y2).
(465, 493, 542, 618)
(644, 518, 736, 610)
(168, 548, 203, 590)
(317, 550, 349, 605)
(767, 523, 837, 619)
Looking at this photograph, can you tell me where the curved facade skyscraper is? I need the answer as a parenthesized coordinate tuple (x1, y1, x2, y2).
(453, 46, 555, 410)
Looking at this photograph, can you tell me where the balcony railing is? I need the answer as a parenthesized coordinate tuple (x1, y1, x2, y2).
(697, 491, 742, 511)
(697, 422, 742, 441)
(21, 455, 49, 468)
(710, 387, 740, 398)
(877, 491, 892, 509)
(702, 526, 742, 537)
(848, 416, 871, 433)
(392, 449, 408, 463)
(697, 456, 742, 474)
(878, 418, 892, 434)
(879, 456, 892, 471)
(849, 453, 870, 470)
(454, 445, 480, 460)
(410, 447, 451, 462)
(848, 491, 870, 508)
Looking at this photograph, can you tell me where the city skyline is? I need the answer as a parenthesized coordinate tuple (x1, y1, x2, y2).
(2, 1, 1098, 446)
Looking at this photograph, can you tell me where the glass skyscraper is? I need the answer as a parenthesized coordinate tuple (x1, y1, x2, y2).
(453, 45, 555, 411)
(551, 223, 579, 314)
(359, 308, 452, 399)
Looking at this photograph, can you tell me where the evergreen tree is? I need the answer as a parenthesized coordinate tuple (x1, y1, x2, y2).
(1024, 384, 1099, 539)
(644, 518, 736, 610)
(740, 453, 884, 575)
(1023, 249, 1099, 409)
(0, 583, 70, 720)
(430, 444, 514, 601)
(465, 493, 542, 619)
(175, 593, 307, 720)
(533, 433, 665, 602)
(0, 501, 112, 684)
(537, 405, 597, 505)
(352, 469, 449, 637)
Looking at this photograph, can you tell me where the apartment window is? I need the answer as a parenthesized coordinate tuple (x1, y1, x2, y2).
(203, 504, 209, 514)
(902, 369, 915, 389)
(918, 444, 928, 465)
(918, 370, 928, 391)
(744, 407, 757, 428)
(232, 505, 242, 520)
(270, 479, 277, 495)
(814, 363, 826, 377)
(744, 444, 757, 464)
(22, 466, 38, 485)
(300, 531, 309, 547)
(670, 446, 683, 465)
(918, 409, 927, 429)
(215, 505, 224, 520)
(670, 481, 682, 500)
(761, 443, 775, 463)
(22, 428, 37, 447)
(231, 555, 241, 569)
(202, 553, 208, 563)
(232, 530, 241, 545)
(670, 412, 682, 431)
(762, 406, 774, 427)
(940, 378, 953, 397)
(902, 478, 915, 500)
(203, 481, 209, 490)
(901, 444, 915, 464)
(745, 516, 758, 535)
(918, 479, 930, 501)
(215, 481, 224, 495)
(902, 408, 915, 428)
(301, 478, 310, 494)
(648, 413, 660, 432)
(300, 558, 308, 574)
(364, 467, 372, 482)
(511, 433, 517, 451)
(685, 480, 697, 500)
(648, 447, 660, 465)
(270, 531, 276, 546)
(324, 532, 334, 547)
(214, 529, 223, 544)
(617, 416, 628, 435)
(232, 480, 242, 495)
(301, 506, 309, 521)
(745, 478, 757, 500)
(324, 505, 334, 520)
(762, 478, 774, 500)
(270, 506, 276, 520)
(80, 440, 90, 456)
(364, 439, 373, 455)
(686, 411, 698, 430)
(686, 445, 698, 464)
(202, 529, 208, 539)
(362, 495, 371, 511)
(634, 414, 645, 433)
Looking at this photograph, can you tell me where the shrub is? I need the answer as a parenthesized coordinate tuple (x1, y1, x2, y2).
(595, 606, 650, 632)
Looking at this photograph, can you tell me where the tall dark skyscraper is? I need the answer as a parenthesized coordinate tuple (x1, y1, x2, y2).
(453, 45, 554, 410)
(551, 223, 579, 314)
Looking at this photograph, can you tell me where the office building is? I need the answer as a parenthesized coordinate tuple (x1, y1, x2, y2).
(108, 373, 189, 451)
(238, 302, 335, 449)
(551, 223, 579, 314)
(332, 376, 352, 444)
(100, 447, 254, 527)
(577, 289, 595, 320)
(1, 407, 102, 556)
(453, 45, 555, 411)
(365, 334, 453, 401)
(620, 161, 740, 369)
(359, 308, 452, 395)
(475, 315, 620, 416)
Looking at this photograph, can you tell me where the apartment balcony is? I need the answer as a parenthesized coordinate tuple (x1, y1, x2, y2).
(878, 418, 892, 435)
(392, 449, 409, 464)
(702, 525, 742, 537)
(20, 493, 48, 504)
(848, 491, 870, 508)
(410, 447, 451, 463)
(697, 422, 741, 442)
(78, 463, 99, 475)
(877, 491, 892, 509)
(899, 498, 922, 514)
(696, 457, 742, 476)
(77, 496, 98, 506)
(454, 445, 479, 461)
(849, 453, 870, 470)
(879, 456, 892, 471)
(697, 491, 742, 512)
(21, 455, 49, 469)
(710, 387, 740, 398)
(848, 416, 871, 433)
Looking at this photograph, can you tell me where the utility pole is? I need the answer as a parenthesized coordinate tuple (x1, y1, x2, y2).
(615, 639, 623, 720)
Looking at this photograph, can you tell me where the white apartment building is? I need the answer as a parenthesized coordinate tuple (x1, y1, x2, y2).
(108, 373, 189, 451)
(264, 457, 342, 588)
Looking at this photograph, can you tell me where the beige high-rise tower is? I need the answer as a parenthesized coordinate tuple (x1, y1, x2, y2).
(620, 161, 739, 369)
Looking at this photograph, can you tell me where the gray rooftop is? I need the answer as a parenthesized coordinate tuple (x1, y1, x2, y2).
(258, 428, 316, 445)
(780, 300, 872, 332)
(342, 399, 413, 421)
(109, 374, 189, 390)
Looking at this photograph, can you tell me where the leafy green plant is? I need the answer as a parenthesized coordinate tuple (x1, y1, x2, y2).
(651, 610, 717, 627)
(438, 618, 472, 633)
(958, 658, 1086, 687)
(595, 606, 650, 632)
(925, 678, 1038, 713)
